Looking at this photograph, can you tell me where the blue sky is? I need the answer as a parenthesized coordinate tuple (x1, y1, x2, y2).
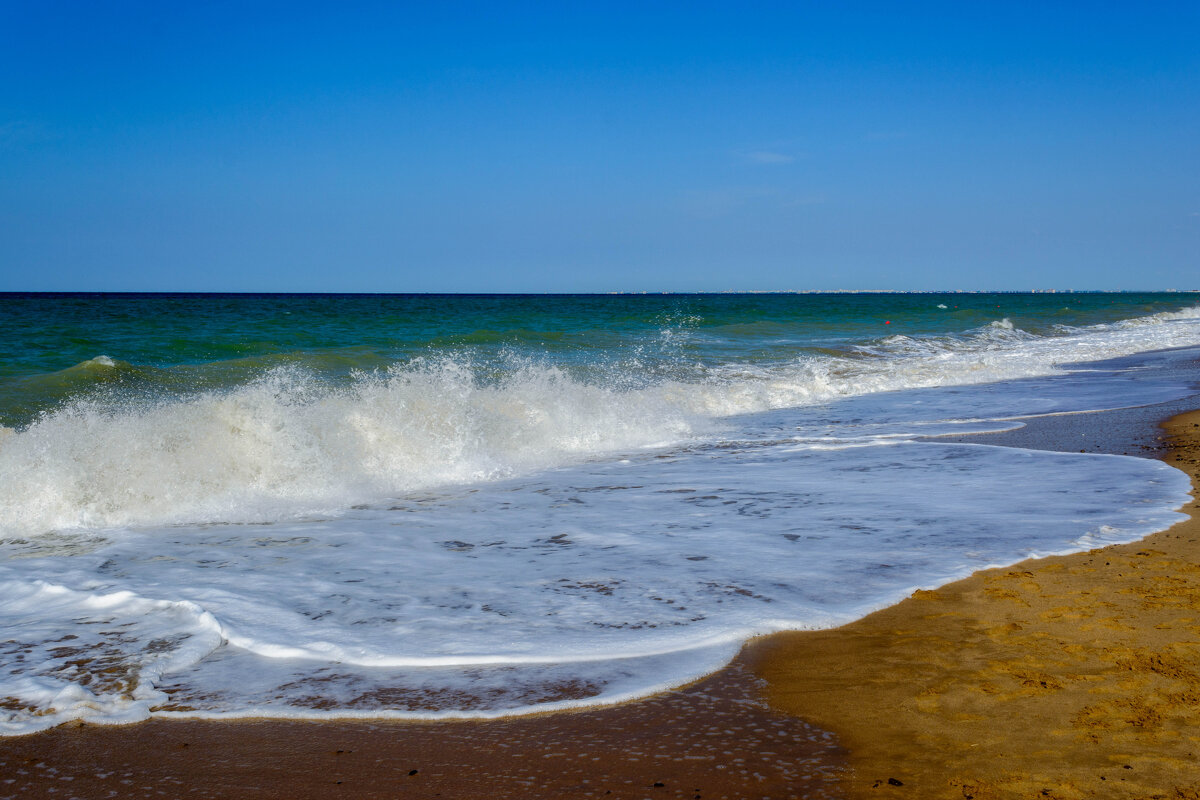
(1, 1, 1196, 292)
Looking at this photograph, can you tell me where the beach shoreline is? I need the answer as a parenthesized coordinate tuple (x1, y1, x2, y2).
(3, 395, 1200, 798)
(0, 651, 847, 799)
(751, 402, 1200, 798)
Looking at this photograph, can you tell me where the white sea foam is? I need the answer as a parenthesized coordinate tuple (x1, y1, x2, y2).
(0, 580, 224, 733)
(0, 307, 1199, 535)
(0, 435, 1189, 733)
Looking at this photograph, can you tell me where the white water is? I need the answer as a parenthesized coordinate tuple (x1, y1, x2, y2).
(1, 308, 1199, 734)
(1, 307, 1199, 535)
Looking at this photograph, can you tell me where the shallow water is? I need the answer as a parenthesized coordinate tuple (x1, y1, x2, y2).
(1, 292, 1198, 732)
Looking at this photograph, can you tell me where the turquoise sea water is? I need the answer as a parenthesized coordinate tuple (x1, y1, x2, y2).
(1, 292, 1193, 416)
(1, 291, 1199, 733)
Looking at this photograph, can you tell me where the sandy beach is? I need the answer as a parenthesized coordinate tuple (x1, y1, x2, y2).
(3, 400, 1200, 799)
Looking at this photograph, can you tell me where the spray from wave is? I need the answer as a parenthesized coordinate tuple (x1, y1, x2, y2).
(2, 306, 1199, 534)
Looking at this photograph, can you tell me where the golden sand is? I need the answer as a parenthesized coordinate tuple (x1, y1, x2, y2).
(751, 410, 1200, 798)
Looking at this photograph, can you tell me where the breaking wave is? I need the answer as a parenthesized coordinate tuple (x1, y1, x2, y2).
(2, 306, 1199, 534)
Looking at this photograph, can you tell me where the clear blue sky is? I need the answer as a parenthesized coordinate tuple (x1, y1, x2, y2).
(1, 1, 1196, 292)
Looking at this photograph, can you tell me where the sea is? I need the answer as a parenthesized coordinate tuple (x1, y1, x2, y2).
(1, 291, 1198, 735)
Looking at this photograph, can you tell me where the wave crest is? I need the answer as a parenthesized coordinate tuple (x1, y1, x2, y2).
(3, 308, 1200, 534)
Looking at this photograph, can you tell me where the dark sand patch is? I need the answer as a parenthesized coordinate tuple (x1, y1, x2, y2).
(0, 661, 843, 799)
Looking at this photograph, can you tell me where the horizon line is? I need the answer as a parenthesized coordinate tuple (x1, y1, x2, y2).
(1, 288, 1197, 297)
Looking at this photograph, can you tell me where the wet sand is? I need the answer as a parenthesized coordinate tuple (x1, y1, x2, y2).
(4, 399, 1200, 798)
(0, 661, 845, 799)
(752, 406, 1200, 798)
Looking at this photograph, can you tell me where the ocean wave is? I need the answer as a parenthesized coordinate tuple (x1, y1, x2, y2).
(2, 307, 1200, 534)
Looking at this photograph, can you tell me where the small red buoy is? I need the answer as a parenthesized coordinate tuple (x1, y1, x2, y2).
(884, 321, 891, 324)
